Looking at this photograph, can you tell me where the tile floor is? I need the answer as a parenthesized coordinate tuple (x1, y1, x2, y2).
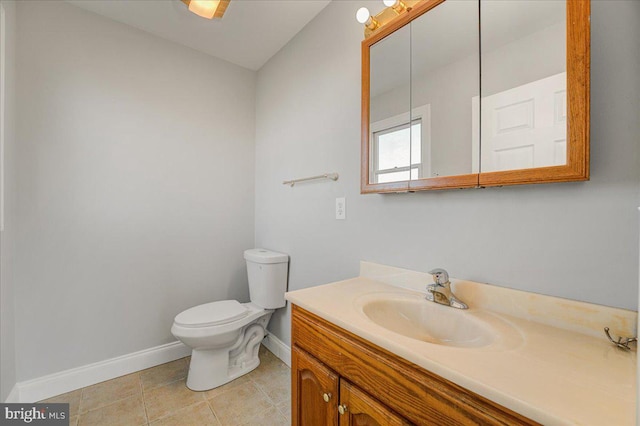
(40, 345, 291, 426)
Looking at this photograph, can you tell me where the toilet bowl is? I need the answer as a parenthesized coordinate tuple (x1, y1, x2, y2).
(171, 249, 289, 391)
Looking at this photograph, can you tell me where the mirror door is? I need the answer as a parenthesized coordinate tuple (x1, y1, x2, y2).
(361, 0, 589, 193)
(367, 24, 412, 191)
(408, 0, 479, 191)
(478, 0, 589, 186)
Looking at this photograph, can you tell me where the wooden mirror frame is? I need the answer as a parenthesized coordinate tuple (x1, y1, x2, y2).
(361, 0, 590, 194)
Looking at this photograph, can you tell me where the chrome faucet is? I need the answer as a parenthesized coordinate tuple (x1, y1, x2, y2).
(426, 268, 468, 309)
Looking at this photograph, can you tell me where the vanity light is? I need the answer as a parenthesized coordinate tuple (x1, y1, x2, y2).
(356, 7, 380, 31)
(357, 0, 414, 35)
(181, 0, 230, 19)
(383, 0, 407, 14)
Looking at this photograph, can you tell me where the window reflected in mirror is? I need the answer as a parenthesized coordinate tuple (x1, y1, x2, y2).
(371, 120, 422, 183)
(369, 23, 411, 185)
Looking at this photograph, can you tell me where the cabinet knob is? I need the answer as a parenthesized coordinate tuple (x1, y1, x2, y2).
(322, 393, 332, 403)
(338, 404, 348, 415)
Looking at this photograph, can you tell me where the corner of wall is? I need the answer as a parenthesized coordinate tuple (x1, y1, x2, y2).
(0, 0, 18, 403)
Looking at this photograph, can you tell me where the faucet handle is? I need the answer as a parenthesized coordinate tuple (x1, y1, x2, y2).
(428, 268, 449, 286)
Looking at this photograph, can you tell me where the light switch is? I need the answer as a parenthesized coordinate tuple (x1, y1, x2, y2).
(336, 197, 346, 220)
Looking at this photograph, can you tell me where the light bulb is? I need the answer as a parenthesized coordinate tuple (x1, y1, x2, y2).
(356, 7, 371, 24)
(383, 0, 406, 14)
(188, 0, 221, 19)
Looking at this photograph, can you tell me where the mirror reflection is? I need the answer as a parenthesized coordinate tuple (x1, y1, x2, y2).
(364, 0, 584, 192)
(410, 0, 479, 179)
(368, 0, 479, 184)
(369, 25, 411, 184)
(479, 0, 567, 173)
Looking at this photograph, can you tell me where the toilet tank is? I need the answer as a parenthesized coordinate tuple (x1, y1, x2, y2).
(244, 249, 289, 309)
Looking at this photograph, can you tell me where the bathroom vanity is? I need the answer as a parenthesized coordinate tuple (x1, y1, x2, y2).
(286, 263, 637, 425)
(291, 306, 534, 425)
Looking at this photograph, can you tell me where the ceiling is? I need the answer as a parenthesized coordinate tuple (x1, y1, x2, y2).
(66, 0, 332, 71)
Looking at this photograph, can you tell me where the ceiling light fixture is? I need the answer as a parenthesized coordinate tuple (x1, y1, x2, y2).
(181, 0, 230, 20)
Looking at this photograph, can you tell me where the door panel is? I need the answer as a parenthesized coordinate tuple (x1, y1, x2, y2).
(338, 380, 410, 426)
(480, 72, 567, 172)
(292, 347, 339, 426)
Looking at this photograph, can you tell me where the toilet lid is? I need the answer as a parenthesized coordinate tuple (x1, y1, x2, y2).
(174, 300, 248, 328)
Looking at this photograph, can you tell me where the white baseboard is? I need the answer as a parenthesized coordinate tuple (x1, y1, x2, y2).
(262, 333, 291, 367)
(9, 336, 291, 404)
(14, 341, 190, 403)
(4, 385, 19, 403)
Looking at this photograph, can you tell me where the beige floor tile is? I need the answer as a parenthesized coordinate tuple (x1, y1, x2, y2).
(250, 353, 289, 379)
(144, 379, 205, 422)
(239, 406, 288, 426)
(149, 401, 220, 426)
(49, 346, 289, 426)
(203, 374, 252, 400)
(259, 348, 282, 369)
(209, 382, 275, 425)
(80, 374, 141, 413)
(78, 395, 146, 426)
(251, 365, 291, 405)
(140, 358, 188, 391)
(40, 389, 82, 418)
(276, 398, 291, 422)
(258, 345, 277, 359)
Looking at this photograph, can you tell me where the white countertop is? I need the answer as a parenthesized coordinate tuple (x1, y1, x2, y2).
(285, 264, 636, 426)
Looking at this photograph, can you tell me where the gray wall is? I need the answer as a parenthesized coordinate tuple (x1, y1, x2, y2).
(482, 21, 565, 96)
(0, 0, 17, 401)
(255, 1, 640, 346)
(14, 1, 256, 381)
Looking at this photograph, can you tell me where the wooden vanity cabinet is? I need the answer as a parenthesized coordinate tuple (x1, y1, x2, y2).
(338, 380, 410, 426)
(292, 346, 339, 425)
(292, 347, 409, 426)
(291, 305, 539, 426)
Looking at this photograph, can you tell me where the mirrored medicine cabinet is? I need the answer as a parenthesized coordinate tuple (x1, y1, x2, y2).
(361, 0, 590, 193)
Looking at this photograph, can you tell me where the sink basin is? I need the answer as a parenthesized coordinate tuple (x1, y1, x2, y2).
(357, 292, 519, 349)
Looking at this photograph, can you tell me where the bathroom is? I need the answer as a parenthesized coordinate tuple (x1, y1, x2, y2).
(0, 0, 638, 424)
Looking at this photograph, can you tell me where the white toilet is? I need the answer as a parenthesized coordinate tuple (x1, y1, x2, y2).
(171, 248, 289, 391)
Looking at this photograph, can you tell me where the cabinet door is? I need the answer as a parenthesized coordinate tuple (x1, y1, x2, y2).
(338, 380, 411, 426)
(292, 346, 339, 426)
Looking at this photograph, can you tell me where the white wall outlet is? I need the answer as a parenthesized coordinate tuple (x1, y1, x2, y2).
(336, 197, 346, 220)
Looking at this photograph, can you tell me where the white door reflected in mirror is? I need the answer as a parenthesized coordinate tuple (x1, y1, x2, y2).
(472, 72, 567, 173)
(479, 0, 567, 173)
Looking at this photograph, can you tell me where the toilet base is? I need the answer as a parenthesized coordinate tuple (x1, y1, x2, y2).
(185, 314, 272, 391)
(186, 348, 261, 391)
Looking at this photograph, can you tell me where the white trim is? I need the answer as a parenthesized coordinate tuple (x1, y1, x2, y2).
(262, 334, 291, 367)
(13, 341, 190, 403)
(4, 384, 19, 403)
